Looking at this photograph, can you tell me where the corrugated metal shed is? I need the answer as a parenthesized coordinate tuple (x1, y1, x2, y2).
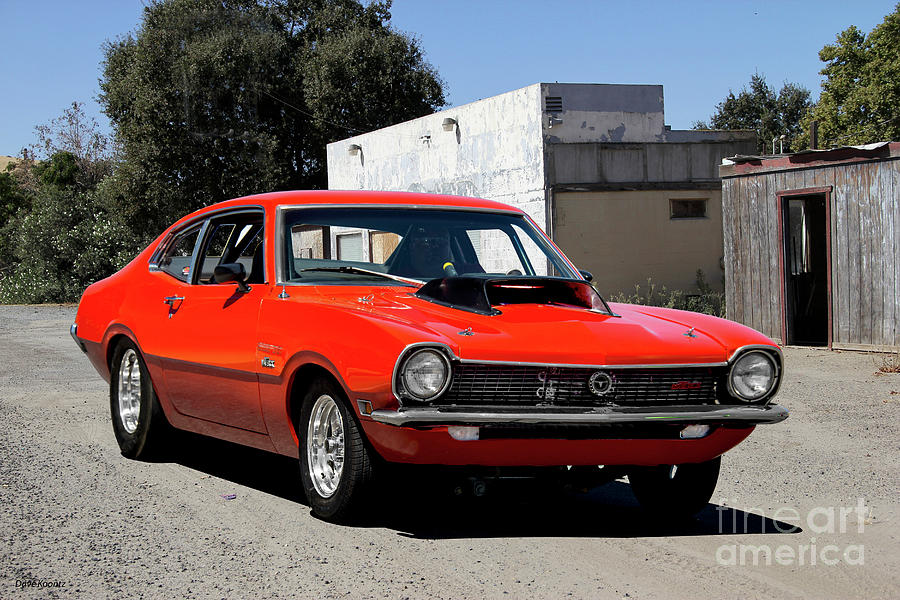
(719, 142, 900, 350)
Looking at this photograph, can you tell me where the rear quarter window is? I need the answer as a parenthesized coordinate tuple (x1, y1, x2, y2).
(158, 226, 201, 282)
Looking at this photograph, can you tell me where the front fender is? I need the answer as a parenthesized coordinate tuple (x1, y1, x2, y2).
(256, 296, 458, 456)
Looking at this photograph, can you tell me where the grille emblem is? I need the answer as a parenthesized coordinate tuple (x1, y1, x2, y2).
(671, 381, 701, 390)
(536, 369, 558, 400)
(588, 371, 614, 396)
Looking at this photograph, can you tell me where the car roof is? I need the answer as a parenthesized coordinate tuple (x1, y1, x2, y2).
(175, 190, 522, 227)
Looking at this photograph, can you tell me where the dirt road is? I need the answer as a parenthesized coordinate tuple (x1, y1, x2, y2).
(1, 305, 897, 599)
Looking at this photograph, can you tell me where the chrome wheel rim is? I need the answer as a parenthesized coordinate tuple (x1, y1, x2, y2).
(117, 349, 141, 434)
(307, 394, 345, 498)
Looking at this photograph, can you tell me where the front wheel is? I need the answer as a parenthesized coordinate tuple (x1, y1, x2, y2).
(298, 378, 375, 521)
(109, 339, 170, 459)
(627, 456, 721, 519)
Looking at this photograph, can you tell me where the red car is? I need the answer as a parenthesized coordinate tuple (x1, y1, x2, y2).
(71, 190, 787, 520)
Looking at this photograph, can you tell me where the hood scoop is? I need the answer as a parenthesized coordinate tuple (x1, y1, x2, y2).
(414, 276, 611, 315)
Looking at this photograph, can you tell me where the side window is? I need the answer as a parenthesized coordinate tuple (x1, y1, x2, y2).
(159, 226, 201, 282)
(197, 211, 265, 284)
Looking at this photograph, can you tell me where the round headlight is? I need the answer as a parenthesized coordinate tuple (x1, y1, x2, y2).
(400, 348, 450, 401)
(729, 351, 777, 401)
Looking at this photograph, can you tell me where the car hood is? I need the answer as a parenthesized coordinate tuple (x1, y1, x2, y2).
(342, 287, 758, 366)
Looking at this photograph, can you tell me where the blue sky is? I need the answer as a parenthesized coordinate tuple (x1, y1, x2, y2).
(1, 0, 896, 156)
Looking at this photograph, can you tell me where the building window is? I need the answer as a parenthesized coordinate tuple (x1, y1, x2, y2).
(670, 199, 707, 220)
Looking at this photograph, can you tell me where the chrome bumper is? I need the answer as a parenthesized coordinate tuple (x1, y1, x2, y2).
(70, 323, 87, 353)
(369, 403, 789, 427)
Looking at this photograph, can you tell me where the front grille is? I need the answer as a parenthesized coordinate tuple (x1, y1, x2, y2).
(435, 363, 721, 408)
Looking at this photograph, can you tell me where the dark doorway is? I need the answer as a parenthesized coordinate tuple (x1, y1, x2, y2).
(781, 194, 829, 345)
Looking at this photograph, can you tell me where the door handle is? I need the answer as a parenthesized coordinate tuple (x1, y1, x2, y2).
(163, 296, 185, 318)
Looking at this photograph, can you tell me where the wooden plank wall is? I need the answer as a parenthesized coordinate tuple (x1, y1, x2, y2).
(723, 157, 899, 349)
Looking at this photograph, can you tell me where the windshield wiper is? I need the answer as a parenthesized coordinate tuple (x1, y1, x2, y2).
(299, 266, 423, 287)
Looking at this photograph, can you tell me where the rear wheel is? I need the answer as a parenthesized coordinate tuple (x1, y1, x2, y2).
(109, 339, 170, 459)
(299, 378, 375, 521)
(628, 456, 721, 519)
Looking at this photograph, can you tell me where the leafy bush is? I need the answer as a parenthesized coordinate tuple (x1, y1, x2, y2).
(608, 270, 726, 318)
(0, 104, 142, 304)
(0, 183, 136, 304)
(0, 170, 32, 275)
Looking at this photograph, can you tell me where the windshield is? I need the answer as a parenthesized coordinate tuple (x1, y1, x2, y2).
(281, 207, 579, 284)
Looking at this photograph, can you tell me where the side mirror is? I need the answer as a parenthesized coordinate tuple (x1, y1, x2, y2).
(214, 263, 251, 293)
(578, 269, 593, 282)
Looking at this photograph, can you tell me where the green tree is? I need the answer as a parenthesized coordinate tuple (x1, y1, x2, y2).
(0, 107, 131, 303)
(31, 102, 113, 190)
(0, 169, 31, 276)
(100, 0, 444, 242)
(0, 182, 134, 303)
(693, 74, 812, 154)
(0, 151, 79, 278)
(0, 169, 29, 228)
(33, 151, 79, 188)
(797, 4, 900, 148)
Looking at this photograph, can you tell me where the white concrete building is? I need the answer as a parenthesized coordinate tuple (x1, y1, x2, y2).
(327, 83, 755, 295)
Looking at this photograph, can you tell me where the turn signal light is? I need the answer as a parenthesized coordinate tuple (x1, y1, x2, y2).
(679, 424, 711, 439)
(448, 426, 479, 441)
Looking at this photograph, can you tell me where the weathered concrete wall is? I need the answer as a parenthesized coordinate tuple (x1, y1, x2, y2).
(327, 84, 548, 228)
(554, 189, 725, 295)
(539, 83, 666, 144)
(546, 139, 757, 185)
(326, 82, 697, 229)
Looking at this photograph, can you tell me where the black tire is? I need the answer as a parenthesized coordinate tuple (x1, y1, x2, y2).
(628, 456, 721, 519)
(298, 377, 375, 521)
(109, 339, 170, 459)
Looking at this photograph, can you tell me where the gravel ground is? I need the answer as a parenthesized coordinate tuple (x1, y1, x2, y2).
(0, 304, 897, 599)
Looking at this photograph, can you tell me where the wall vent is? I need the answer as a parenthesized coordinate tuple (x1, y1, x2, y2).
(545, 96, 563, 113)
